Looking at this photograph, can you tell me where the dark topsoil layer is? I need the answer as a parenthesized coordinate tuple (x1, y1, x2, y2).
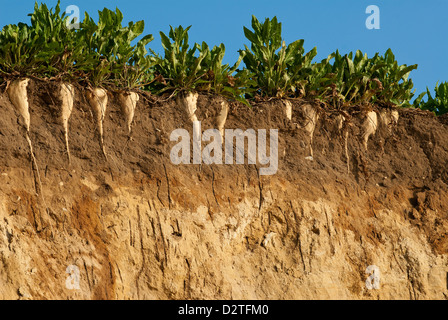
(1, 79, 448, 253)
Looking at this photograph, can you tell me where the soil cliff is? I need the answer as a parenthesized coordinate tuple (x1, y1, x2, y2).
(0, 80, 447, 300)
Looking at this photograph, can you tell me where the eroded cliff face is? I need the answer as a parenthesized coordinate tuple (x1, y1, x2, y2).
(0, 80, 447, 300)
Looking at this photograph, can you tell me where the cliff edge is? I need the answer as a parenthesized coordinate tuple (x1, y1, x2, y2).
(0, 80, 447, 300)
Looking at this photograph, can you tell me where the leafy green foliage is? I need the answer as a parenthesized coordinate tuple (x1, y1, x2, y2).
(29, 1, 78, 78)
(302, 49, 417, 109)
(0, 22, 38, 76)
(152, 25, 253, 103)
(305, 50, 384, 107)
(238, 15, 417, 107)
(302, 53, 336, 101)
(0, 5, 424, 112)
(414, 82, 448, 115)
(77, 7, 155, 88)
(196, 42, 255, 104)
(0, 1, 75, 78)
(0, 1, 154, 90)
(371, 49, 417, 107)
(240, 15, 317, 98)
(152, 25, 208, 94)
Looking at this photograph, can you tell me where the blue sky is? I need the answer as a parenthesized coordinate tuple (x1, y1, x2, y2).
(0, 0, 446, 98)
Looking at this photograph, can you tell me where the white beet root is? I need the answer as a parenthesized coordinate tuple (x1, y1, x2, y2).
(7, 78, 46, 206)
(60, 83, 74, 163)
(177, 92, 200, 137)
(335, 114, 344, 132)
(336, 114, 350, 172)
(302, 104, 319, 137)
(361, 111, 378, 150)
(391, 110, 399, 124)
(117, 91, 139, 134)
(301, 104, 319, 158)
(283, 100, 292, 121)
(86, 87, 108, 158)
(379, 109, 399, 133)
(7, 79, 31, 132)
(177, 91, 199, 122)
(216, 99, 229, 140)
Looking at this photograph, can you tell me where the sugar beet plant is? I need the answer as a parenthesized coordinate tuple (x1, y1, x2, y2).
(0, 1, 155, 92)
(152, 25, 253, 103)
(0, 2, 432, 114)
(413, 82, 448, 115)
(238, 15, 417, 108)
(76, 7, 155, 89)
(240, 15, 317, 98)
(0, 1, 77, 79)
(197, 42, 255, 104)
(304, 49, 417, 109)
(370, 49, 417, 107)
(152, 25, 208, 95)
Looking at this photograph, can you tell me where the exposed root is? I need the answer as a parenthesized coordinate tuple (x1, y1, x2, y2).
(177, 91, 200, 137)
(7, 79, 31, 131)
(300, 103, 319, 158)
(60, 83, 75, 164)
(379, 109, 399, 133)
(283, 100, 292, 121)
(361, 110, 378, 151)
(117, 91, 139, 135)
(26, 133, 47, 209)
(7, 78, 48, 219)
(86, 87, 108, 159)
(216, 98, 229, 141)
(336, 114, 350, 173)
